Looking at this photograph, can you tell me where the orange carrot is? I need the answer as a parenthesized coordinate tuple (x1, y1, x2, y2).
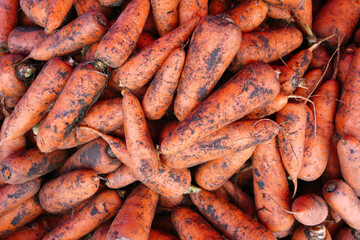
(291, 224, 332, 240)
(267, 5, 292, 21)
(7, 27, 46, 56)
(19, 0, 47, 27)
(151, 0, 179, 36)
(158, 195, 187, 209)
(18, 10, 38, 27)
(91, 221, 112, 240)
(149, 228, 179, 240)
(27, 11, 108, 61)
(294, 68, 324, 98)
(1, 217, 48, 240)
(264, 0, 305, 10)
(97, 0, 124, 7)
(135, 31, 157, 51)
(293, 0, 313, 31)
(96, 0, 150, 68)
(178, 0, 208, 25)
(0, 0, 18, 49)
(174, 14, 242, 121)
(246, 92, 289, 119)
(74, 0, 114, 18)
(105, 164, 137, 189)
(338, 44, 357, 86)
(45, 0, 75, 34)
(106, 184, 159, 240)
(110, 16, 200, 90)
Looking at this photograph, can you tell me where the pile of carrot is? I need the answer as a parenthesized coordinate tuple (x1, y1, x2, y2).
(0, 0, 360, 239)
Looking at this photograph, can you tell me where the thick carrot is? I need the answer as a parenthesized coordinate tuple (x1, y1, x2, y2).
(337, 136, 360, 196)
(7, 27, 46, 56)
(291, 194, 328, 226)
(106, 184, 159, 240)
(110, 16, 199, 90)
(142, 48, 185, 120)
(195, 148, 255, 191)
(322, 179, 360, 230)
(161, 61, 280, 155)
(252, 138, 295, 237)
(229, 28, 303, 72)
(59, 97, 124, 149)
(0, 179, 41, 217)
(222, 180, 256, 217)
(151, 0, 179, 36)
(276, 102, 307, 196)
(74, 0, 114, 19)
(45, 0, 74, 34)
(0, 148, 68, 185)
(27, 11, 108, 61)
(162, 119, 279, 168)
(149, 228, 180, 240)
(135, 31, 157, 51)
(0, 0, 18, 49)
(96, 0, 150, 68)
(264, 0, 305, 10)
(91, 221, 112, 240)
(174, 14, 242, 121)
(190, 189, 277, 240)
(2, 57, 73, 143)
(36, 62, 107, 153)
(39, 169, 100, 214)
(123, 91, 159, 181)
(178, 0, 208, 25)
(58, 138, 121, 175)
(335, 228, 360, 240)
(336, 48, 360, 140)
(105, 164, 137, 189)
(338, 44, 357, 86)
(0, 196, 44, 238)
(299, 80, 339, 181)
(172, 207, 223, 240)
(228, 0, 268, 32)
(291, 224, 331, 240)
(19, 0, 47, 27)
(1, 217, 47, 240)
(42, 190, 122, 240)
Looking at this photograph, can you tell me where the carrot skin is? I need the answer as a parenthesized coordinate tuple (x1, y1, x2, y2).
(294, 68, 323, 98)
(293, 0, 312, 29)
(151, 0, 179, 36)
(96, 0, 150, 68)
(105, 164, 137, 189)
(338, 44, 357, 86)
(292, 194, 328, 226)
(91, 221, 112, 240)
(7, 27, 46, 56)
(190, 189, 277, 240)
(246, 92, 289, 119)
(264, 0, 305, 10)
(74, 0, 114, 18)
(149, 228, 179, 240)
(135, 31, 157, 51)
(1, 217, 48, 240)
(174, 14, 242, 121)
(161, 61, 281, 155)
(106, 184, 159, 240)
(178, 0, 208, 25)
(98, 0, 124, 7)
(45, 0, 75, 34)
(19, 0, 47, 27)
(321, 134, 341, 183)
(267, 5, 291, 20)
(0, 0, 18, 49)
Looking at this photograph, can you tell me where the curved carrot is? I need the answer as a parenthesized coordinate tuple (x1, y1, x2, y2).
(293, 0, 312, 31)
(96, 0, 150, 68)
(178, 0, 208, 25)
(174, 14, 242, 121)
(246, 92, 288, 119)
(151, 0, 179, 36)
(7, 27, 46, 56)
(267, 5, 291, 20)
(0, 0, 18, 49)
(45, 0, 74, 34)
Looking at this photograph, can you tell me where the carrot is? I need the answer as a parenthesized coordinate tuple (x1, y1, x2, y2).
(291, 224, 331, 240)
(178, 0, 208, 25)
(276, 66, 300, 95)
(337, 136, 360, 196)
(36, 62, 107, 153)
(39, 169, 100, 214)
(26, 11, 108, 61)
(190, 189, 277, 240)
(222, 180, 256, 217)
(2, 57, 73, 143)
(149, 228, 179, 240)
(58, 138, 121, 175)
(208, 0, 232, 15)
(106, 184, 159, 240)
(276, 102, 307, 196)
(264, 0, 305, 10)
(74, 0, 114, 19)
(229, 28, 303, 72)
(58, 97, 124, 149)
(20, 0, 47, 27)
(0, 0, 18, 49)
(293, 69, 323, 99)
(159, 195, 187, 209)
(96, 0, 150, 68)
(122, 91, 159, 181)
(267, 5, 292, 21)
(313, 0, 360, 49)
(323, 179, 360, 230)
(338, 44, 357, 86)
(161, 61, 281, 155)
(1, 217, 48, 240)
(246, 92, 289, 119)
(135, 31, 157, 51)
(0, 196, 44, 238)
(252, 138, 295, 237)
(172, 207, 224, 240)
(335, 228, 360, 240)
(293, 0, 312, 30)
(82, 42, 100, 62)
(109, 16, 199, 90)
(174, 14, 242, 121)
(97, 0, 125, 7)
(0, 179, 41, 217)
(321, 135, 341, 183)
(105, 164, 137, 189)
(0, 148, 68, 185)
(42, 189, 122, 240)
(228, 0, 268, 32)
(142, 47, 185, 120)
(44, 0, 74, 34)
(195, 148, 255, 191)
(310, 45, 331, 71)
(91, 221, 112, 240)
(162, 119, 279, 168)
(151, 0, 179, 36)
(299, 80, 339, 181)
(7, 27, 46, 56)
(336, 47, 360, 140)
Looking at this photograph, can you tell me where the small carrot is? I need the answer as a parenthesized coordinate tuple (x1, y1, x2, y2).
(106, 184, 159, 240)
(291, 224, 331, 240)
(7, 27, 46, 56)
(161, 61, 281, 155)
(45, 0, 75, 34)
(42, 190, 122, 240)
(172, 207, 224, 240)
(96, 0, 150, 68)
(292, 0, 313, 32)
(151, 0, 179, 36)
(246, 92, 289, 119)
(174, 14, 242, 121)
(190, 189, 277, 240)
(178, 0, 208, 25)
(323, 179, 360, 231)
(39, 169, 100, 214)
(0, 0, 18, 49)
(19, 0, 47, 27)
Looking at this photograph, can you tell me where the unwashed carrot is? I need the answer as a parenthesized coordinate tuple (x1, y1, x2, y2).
(135, 31, 157, 51)
(7, 27, 46, 56)
(151, 0, 179, 36)
(0, 0, 18, 49)
(174, 14, 242, 121)
(293, 0, 313, 31)
(19, 0, 47, 27)
(264, 0, 305, 10)
(96, 0, 150, 68)
(338, 44, 357, 86)
(267, 5, 292, 21)
(105, 164, 137, 189)
(149, 228, 180, 240)
(178, 0, 208, 25)
(321, 134, 341, 183)
(293, 68, 324, 98)
(45, 0, 75, 34)
(91, 221, 112, 240)
(74, 0, 114, 19)
(98, 0, 124, 7)
(1, 217, 48, 240)
(246, 92, 289, 119)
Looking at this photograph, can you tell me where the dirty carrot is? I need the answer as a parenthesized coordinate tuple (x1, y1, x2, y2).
(178, 0, 208, 25)
(0, 0, 18, 49)
(19, 0, 47, 27)
(7, 27, 46, 56)
(151, 0, 179, 36)
(45, 0, 75, 34)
